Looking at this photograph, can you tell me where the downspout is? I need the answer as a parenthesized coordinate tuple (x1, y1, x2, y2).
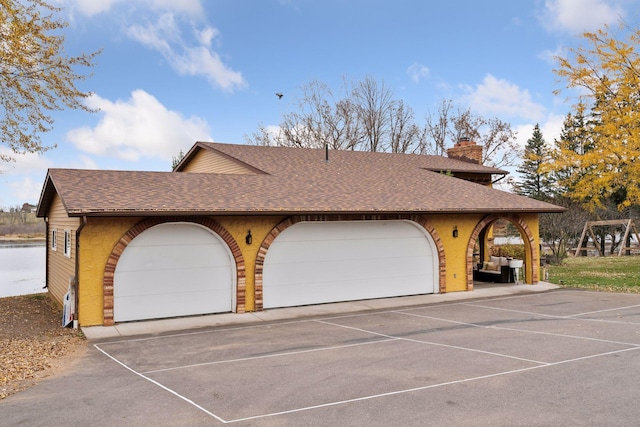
(491, 174, 507, 185)
(44, 217, 49, 290)
(73, 215, 88, 329)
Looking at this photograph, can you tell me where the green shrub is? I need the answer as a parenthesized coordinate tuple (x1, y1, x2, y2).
(493, 244, 525, 259)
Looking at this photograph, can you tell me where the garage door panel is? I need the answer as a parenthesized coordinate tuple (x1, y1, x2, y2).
(128, 224, 219, 246)
(266, 256, 431, 286)
(263, 221, 437, 309)
(275, 221, 421, 241)
(114, 223, 234, 322)
(116, 244, 229, 272)
(266, 274, 431, 307)
(267, 237, 432, 265)
(115, 266, 233, 297)
(115, 288, 231, 322)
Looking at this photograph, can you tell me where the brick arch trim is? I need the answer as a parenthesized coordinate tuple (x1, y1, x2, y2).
(467, 214, 539, 290)
(253, 215, 446, 311)
(103, 216, 245, 326)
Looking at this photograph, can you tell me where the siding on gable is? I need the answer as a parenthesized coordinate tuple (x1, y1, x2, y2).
(450, 172, 493, 185)
(181, 149, 257, 174)
(47, 193, 80, 305)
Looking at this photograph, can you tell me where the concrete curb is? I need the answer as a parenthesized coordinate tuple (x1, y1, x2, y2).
(82, 282, 559, 341)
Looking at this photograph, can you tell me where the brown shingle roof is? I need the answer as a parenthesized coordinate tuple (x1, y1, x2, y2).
(38, 142, 565, 217)
(177, 141, 508, 175)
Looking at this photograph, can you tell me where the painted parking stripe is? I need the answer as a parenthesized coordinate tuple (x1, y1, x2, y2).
(225, 346, 640, 424)
(94, 344, 227, 423)
(315, 319, 549, 365)
(564, 303, 640, 319)
(141, 337, 398, 374)
(463, 302, 640, 327)
(396, 310, 640, 348)
(93, 299, 640, 425)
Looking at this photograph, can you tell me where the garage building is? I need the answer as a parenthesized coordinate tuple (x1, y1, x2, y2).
(37, 141, 564, 326)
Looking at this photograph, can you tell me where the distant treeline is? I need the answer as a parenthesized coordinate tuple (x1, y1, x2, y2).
(0, 211, 45, 237)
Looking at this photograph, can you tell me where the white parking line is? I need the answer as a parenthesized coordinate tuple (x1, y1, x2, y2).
(565, 303, 640, 319)
(396, 310, 640, 348)
(463, 302, 640, 327)
(141, 337, 398, 374)
(315, 319, 549, 365)
(93, 291, 570, 347)
(96, 318, 319, 346)
(225, 346, 640, 424)
(94, 299, 640, 425)
(93, 344, 227, 423)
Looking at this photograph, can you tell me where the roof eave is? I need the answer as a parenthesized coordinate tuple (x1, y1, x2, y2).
(35, 172, 57, 217)
(66, 206, 567, 217)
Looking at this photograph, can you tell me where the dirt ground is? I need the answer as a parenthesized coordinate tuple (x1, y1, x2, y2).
(0, 293, 87, 400)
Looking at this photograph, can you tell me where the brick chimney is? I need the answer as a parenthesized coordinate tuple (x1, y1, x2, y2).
(447, 137, 483, 164)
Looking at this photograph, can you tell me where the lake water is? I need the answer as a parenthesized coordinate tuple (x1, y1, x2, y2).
(0, 244, 47, 298)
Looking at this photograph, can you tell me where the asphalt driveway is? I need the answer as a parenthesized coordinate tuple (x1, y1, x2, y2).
(2, 288, 640, 426)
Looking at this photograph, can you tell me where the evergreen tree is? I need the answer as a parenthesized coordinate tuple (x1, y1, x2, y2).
(552, 106, 593, 195)
(516, 124, 554, 200)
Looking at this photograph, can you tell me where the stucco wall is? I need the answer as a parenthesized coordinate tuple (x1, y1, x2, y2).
(213, 215, 286, 311)
(429, 213, 484, 292)
(519, 213, 540, 284)
(77, 215, 284, 326)
(75, 213, 540, 326)
(78, 217, 143, 326)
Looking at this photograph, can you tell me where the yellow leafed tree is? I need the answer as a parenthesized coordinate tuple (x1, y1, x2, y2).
(0, 0, 99, 162)
(553, 23, 640, 211)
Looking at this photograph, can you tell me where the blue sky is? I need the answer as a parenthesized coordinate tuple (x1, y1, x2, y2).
(2, 0, 639, 208)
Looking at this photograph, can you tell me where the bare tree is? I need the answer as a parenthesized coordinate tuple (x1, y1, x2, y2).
(539, 197, 589, 264)
(424, 99, 452, 156)
(388, 100, 424, 154)
(245, 77, 421, 154)
(425, 100, 520, 167)
(245, 80, 518, 167)
(351, 77, 393, 152)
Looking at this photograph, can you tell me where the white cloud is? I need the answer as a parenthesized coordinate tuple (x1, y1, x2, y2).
(69, 155, 99, 170)
(67, 0, 244, 91)
(127, 13, 178, 53)
(197, 26, 219, 48)
(128, 14, 246, 92)
(540, 113, 565, 144)
(66, 90, 211, 162)
(539, 0, 625, 33)
(71, 0, 203, 17)
(407, 63, 430, 84)
(8, 177, 44, 206)
(69, 0, 121, 17)
(513, 113, 565, 149)
(538, 45, 566, 66)
(461, 74, 547, 122)
(0, 148, 53, 176)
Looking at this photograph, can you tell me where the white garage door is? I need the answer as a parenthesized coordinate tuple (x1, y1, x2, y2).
(263, 220, 437, 309)
(114, 223, 234, 322)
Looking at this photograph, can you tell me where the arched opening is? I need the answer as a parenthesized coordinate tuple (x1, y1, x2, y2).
(102, 217, 245, 326)
(467, 214, 539, 289)
(254, 215, 446, 311)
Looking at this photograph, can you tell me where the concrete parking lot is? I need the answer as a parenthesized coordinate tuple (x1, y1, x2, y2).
(2, 288, 640, 426)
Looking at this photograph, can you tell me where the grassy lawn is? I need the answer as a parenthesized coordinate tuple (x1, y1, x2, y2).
(546, 255, 640, 293)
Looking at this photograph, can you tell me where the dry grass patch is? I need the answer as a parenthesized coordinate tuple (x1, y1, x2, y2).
(0, 294, 86, 399)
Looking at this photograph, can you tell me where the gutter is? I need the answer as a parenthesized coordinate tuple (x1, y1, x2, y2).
(44, 217, 49, 290)
(72, 215, 87, 329)
(491, 174, 507, 185)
